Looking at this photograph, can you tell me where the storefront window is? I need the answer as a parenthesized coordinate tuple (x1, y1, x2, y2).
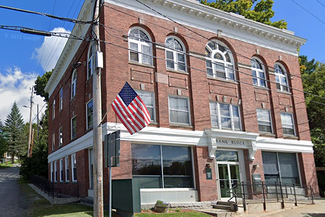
(132, 144, 193, 188)
(262, 152, 299, 185)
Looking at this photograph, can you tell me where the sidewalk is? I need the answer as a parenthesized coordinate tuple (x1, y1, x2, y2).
(237, 199, 325, 217)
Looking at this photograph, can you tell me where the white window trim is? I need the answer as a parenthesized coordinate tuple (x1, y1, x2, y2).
(59, 158, 64, 182)
(59, 88, 63, 111)
(71, 153, 77, 182)
(86, 99, 93, 130)
(71, 69, 77, 99)
(275, 63, 290, 92)
(71, 116, 77, 140)
(59, 127, 63, 147)
(210, 101, 241, 131)
(54, 161, 57, 183)
(65, 156, 69, 182)
(50, 162, 53, 182)
(87, 45, 94, 79)
(52, 99, 55, 120)
(128, 27, 153, 65)
(168, 96, 191, 126)
(251, 57, 267, 88)
(281, 112, 296, 136)
(52, 132, 55, 151)
(257, 109, 273, 134)
(165, 36, 187, 72)
(205, 40, 235, 81)
(136, 90, 155, 122)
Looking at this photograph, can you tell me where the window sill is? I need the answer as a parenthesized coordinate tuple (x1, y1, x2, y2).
(149, 121, 158, 126)
(166, 68, 189, 75)
(207, 76, 238, 84)
(277, 90, 291, 95)
(169, 123, 193, 129)
(283, 135, 298, 139)
(259, 132, 275, 137)
(254, 86, 270, 91)
(129, 61, 154, 68)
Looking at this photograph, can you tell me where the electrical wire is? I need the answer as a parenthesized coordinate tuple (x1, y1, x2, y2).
(290, 0, 325, 26)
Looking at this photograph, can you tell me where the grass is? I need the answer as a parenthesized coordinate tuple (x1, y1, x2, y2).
(18, 179, 211, 217)
(0, 160, 19, 169)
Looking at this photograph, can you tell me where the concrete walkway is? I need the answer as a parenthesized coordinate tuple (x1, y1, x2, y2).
(237, 199, 325, 217)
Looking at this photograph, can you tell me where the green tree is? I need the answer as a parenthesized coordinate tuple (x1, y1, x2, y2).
(4, 102, 27, 163)
(34, 70, 52, 102)
(0, 121, 8, 160)
(200, 0, 287, 29)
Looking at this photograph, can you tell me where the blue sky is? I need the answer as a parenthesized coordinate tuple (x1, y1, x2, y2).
(0, 0, 324, 123)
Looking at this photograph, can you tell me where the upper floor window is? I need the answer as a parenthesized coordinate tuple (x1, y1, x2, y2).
(281, 112, 295, 136)
(71, 69, 77, 98)
(52, 100, 56, 120)
(136, 90, 155, 122)
(169, 96, 191, 125)
(71, 116, 77, 140)
(251, 58, 266, 87)
(128, 28, 153, 65)
(205, 40, 235, 80)
(165, 37, 186, 72)
(257, 109, 273, 133)
(210, 101, 241, 130)
(275, 63, 289, 92)
(86, 99, 93, 130)
(87, 45, 93, 79)
(59, 127, 63, 147)
(59, 88, 63, 111)
(52, 132, 55, 151)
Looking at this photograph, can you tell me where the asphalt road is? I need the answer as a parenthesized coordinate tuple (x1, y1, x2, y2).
(0, 166, 27, 217)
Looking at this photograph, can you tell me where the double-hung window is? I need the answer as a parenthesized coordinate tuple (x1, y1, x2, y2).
(165, 37, 186, 72)
(136, 90, 155, 122)
(169, 96, 190, 125)
(71, 153, 77, 182)
(275, 63, 289, 92)
(52, 132, 55, 151)
(71, 116, 77, 140)
(65, 156, 69, 182)
(128, 28, 153, 65)
(59, 88, 63, 111)
(87, 45, 93, 79)
(71, 70, 77, 98)
(52, 100, 55, 120)
(86, 99, 93, 130)
(51, 162, 54, 182)
(59, 127, 63, 147)
(210, 101, 241, 130)
(205, 40, 235, 80)
(281, 113, 295, 136)
(257, 109, 272, 133)
(251, 58, 266, 87)
(54, 161, 57, 182)
(60, 159, 64, 182)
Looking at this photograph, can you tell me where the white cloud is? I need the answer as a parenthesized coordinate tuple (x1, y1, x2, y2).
(32, 27, 71, 72)
(0, 67, 46, 124)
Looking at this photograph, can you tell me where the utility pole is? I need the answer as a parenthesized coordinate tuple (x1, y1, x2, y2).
(27, 87, 33, 158)
(92, 0, 104, 216)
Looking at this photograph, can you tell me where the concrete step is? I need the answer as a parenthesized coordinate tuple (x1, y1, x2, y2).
(213, 204, 231, 210)
(197, 208, 236, 217)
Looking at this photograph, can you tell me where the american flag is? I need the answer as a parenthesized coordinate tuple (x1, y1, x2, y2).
(112, 82, 151, 135)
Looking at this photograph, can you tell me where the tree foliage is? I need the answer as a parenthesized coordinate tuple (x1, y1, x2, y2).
(34, 70, 52, 102)
(200, 0, 287, 29)
(4, 102, 27, 163)
(300, 57, 325, 167)
(0, 121, 8, 159)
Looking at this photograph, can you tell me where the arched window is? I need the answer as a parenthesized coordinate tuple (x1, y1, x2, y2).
(251, 57, 266, 87)
(87, 45, 93, 79)
(165, 36, 186, 72)
(128, 27, 153, 65)
(205, 40, 235, 80)
(274, 63, 289, 92)
(71, 69, 77, 98)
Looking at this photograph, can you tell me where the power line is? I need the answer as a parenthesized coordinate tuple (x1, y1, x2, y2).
(290, 0, 325, 25)
(0, 4, 93, 24)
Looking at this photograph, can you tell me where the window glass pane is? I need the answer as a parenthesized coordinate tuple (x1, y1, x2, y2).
(133, 177, 162, 188)
(132, 144, 161, 175)
(140, 30, 149, 42)
(142, 45, 151, 64)
(162, 146, 192, 175)
(221, 117, 231, 128)
(220, 104, 230, 116)
(216, 150, 238, 162)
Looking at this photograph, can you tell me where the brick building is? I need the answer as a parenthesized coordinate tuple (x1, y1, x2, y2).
(45, 0, 319, 205)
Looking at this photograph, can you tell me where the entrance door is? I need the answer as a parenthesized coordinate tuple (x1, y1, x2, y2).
(218, 163, 240, 198)
(216, 150, 241, 198)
